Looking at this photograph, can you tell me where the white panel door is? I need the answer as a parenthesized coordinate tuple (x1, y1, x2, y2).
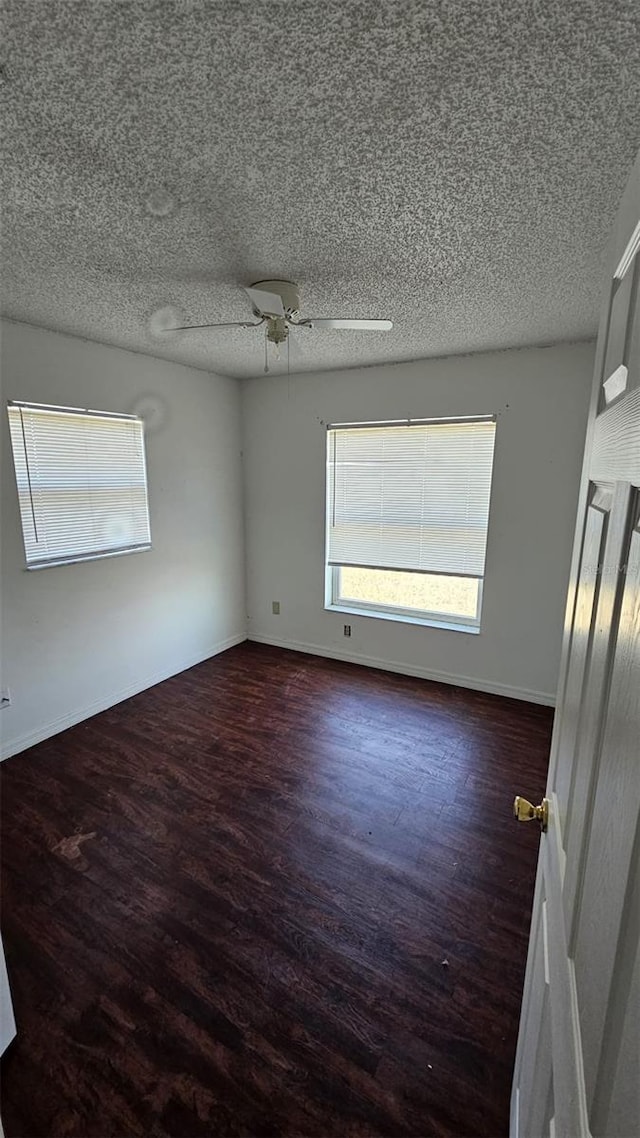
(511, 151, 640, 1138)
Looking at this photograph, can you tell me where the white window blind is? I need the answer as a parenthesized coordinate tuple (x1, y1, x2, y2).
(7, 401, 151, 569)
(327, 417, 496, 578)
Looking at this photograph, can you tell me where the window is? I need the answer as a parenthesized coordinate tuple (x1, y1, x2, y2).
(7, 401, 151, 570)
(325, 417, 496, 631)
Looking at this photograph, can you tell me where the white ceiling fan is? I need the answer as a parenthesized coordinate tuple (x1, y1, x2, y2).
(150, 280, 392, 372)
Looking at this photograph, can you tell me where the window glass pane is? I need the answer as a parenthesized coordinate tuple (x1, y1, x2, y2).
(336, 566, 479, 620)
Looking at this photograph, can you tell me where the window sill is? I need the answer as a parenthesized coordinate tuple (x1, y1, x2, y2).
(326, 603, 480, 635)
(25, 545, 152, 570)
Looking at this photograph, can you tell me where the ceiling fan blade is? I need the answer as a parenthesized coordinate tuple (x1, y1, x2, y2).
(298, 318, 393, 331)
(167, 320, 263, 332)
(149, 306, 263, 337)
(244, 286, 286, 318)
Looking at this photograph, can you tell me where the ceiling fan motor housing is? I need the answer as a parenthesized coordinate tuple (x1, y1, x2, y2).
(251, 279, 300, 320)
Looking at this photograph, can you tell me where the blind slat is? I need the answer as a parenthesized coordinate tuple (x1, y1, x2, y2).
(326, 419, 496, 577)
(7, 403, 151, 568)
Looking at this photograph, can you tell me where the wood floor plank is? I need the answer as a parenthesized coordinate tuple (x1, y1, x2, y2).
(1, 642, 552, 1136)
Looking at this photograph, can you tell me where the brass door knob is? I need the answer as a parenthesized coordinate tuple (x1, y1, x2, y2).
(513, 796, 549, 832)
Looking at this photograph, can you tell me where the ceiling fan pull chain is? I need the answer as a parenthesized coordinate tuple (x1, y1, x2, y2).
(264, 329, 269, 374)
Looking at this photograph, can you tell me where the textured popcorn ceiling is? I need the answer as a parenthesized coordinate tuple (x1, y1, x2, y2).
(2, 1, 640, 380)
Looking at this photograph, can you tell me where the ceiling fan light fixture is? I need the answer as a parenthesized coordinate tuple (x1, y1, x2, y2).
(266, 316, 288, 345)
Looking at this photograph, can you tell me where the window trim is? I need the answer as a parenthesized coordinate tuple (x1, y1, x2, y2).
(325, 565, 483, 634)
(324, 415, 496, 633)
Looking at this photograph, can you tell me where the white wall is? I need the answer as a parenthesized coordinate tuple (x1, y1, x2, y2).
(0, 320, 246, 759)
(242, 342, 594, 704)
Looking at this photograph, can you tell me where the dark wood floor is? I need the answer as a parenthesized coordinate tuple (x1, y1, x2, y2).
(1, 642, 552, 1138)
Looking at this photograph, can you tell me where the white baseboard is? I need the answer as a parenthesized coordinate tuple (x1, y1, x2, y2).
(248, 633, 556, 706)
(0, 632, 247, 761)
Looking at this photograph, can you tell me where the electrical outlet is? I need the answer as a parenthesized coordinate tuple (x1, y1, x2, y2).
(272, 601, 280, 615)
(343, 624, 351, 637)
(0, 688, 10, 708)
